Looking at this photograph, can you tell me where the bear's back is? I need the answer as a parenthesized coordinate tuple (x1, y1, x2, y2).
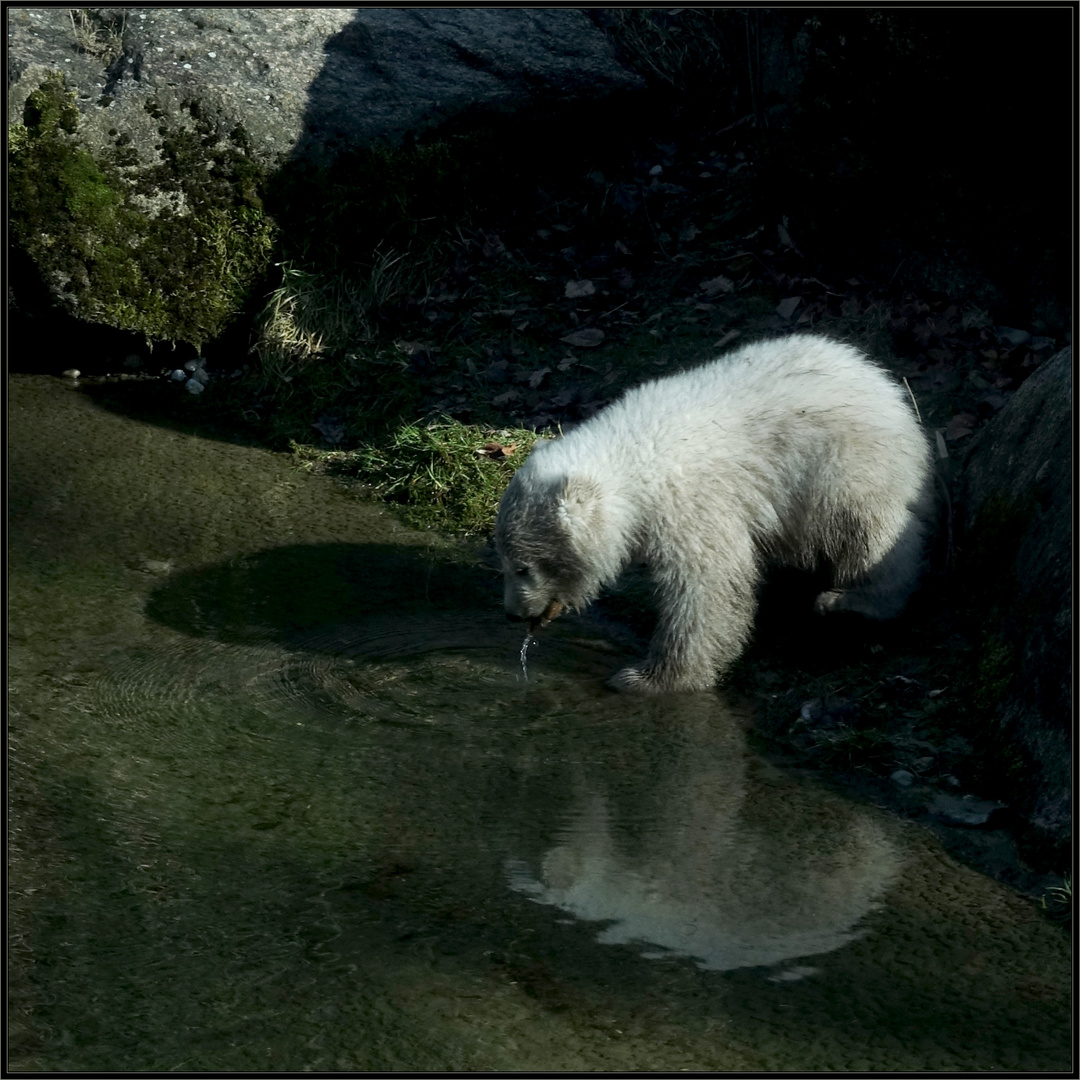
(533, 335, 929, 523)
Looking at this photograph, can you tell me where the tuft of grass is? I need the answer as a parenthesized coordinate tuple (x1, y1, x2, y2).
(255, 262, 376, 380)
(69, 8, 126, 65)
(1040, 873, 1071, 922)
(292, 419, 546, 534)
(603, 9, 745, 104)
(251, 242, 449, 385)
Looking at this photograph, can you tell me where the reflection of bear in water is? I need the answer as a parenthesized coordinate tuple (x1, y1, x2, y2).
(506, 698, 901, 972)
(496, 335, 933, 693)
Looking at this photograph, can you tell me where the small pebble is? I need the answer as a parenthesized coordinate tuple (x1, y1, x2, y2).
(996, 326, 1032, 347)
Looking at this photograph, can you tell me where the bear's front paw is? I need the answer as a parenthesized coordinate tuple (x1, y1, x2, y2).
(813, 589, 845, 615)
(607, 665, 662, 694)
(609, 662, 718, 694)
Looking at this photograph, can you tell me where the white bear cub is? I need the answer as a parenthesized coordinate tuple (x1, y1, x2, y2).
(495, 334, 933, 694)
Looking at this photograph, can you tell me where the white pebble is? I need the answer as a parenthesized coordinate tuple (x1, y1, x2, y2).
(208, 51, 216, 58)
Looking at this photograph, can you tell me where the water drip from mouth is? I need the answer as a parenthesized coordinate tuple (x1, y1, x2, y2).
(520, 632, 535, 681)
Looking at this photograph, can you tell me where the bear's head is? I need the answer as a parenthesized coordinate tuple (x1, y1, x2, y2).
(495, 461, 611, 629)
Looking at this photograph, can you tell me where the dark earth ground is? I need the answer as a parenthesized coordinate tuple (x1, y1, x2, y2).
(10, 103, 1071, 906)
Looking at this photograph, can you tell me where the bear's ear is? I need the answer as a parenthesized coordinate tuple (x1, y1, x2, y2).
(556, 474, 603, 540)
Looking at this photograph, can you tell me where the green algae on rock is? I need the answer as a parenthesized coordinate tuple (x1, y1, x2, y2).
(9, 73, 276, 348)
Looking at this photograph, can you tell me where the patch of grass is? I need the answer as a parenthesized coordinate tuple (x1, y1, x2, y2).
(292, 419, 546, 534)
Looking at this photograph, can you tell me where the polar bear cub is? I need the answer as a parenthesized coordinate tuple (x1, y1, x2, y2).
(495, 334, 933, 693)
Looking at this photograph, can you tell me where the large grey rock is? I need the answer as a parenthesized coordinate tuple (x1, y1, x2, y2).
(8, 7, 642, 344)
(7, 7, 643, 168)
(960, 346, 1072, 844)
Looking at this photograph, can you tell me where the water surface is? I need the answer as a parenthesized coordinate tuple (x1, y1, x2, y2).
(8, 375, 1071, 1072)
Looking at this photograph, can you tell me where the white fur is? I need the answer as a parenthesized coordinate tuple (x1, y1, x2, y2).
(495, 334, 933, 693)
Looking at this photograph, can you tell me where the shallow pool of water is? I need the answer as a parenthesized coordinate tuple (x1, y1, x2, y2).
(8, 375, 1071, 1072)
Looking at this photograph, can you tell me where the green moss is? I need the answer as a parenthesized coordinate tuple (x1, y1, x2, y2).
(8, 75, 276, 347)
(973, 632, 1016, 714)
(21, 72, 80, 134)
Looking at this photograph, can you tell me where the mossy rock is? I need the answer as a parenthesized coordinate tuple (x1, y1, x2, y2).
(8, 73, 276, 347)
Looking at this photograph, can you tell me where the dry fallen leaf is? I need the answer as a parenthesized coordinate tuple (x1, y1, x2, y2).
(699, 275, 734, 298)
(564, 279, 596, 299)
(481, 233, 506, 258)
(944, 412, 976, 441)
(477, 442, 517, 459)
(560, 328, 605, 348)
(776, 296, 801, 319)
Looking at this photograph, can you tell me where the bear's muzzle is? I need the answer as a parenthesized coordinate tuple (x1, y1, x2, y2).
(529, 599, 564, 630)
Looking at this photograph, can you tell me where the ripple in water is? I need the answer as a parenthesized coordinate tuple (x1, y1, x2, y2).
(93, 613, 542, 742)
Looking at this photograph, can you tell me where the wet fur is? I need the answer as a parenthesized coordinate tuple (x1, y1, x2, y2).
(495, 335, 933, 693)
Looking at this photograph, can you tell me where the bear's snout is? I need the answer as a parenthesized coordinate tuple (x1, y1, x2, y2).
(532, 599, 564, 629)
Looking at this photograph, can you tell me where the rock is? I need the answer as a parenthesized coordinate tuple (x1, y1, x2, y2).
(7, 8, 642, 346)
(929, 793, 1005, 828)
(959, 346, 1071, 851)
(7, 8, 642, 170)
(890, 769, 915, 787)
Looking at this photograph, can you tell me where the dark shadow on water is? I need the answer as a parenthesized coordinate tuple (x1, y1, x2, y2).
(144, 542, 500, 647)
